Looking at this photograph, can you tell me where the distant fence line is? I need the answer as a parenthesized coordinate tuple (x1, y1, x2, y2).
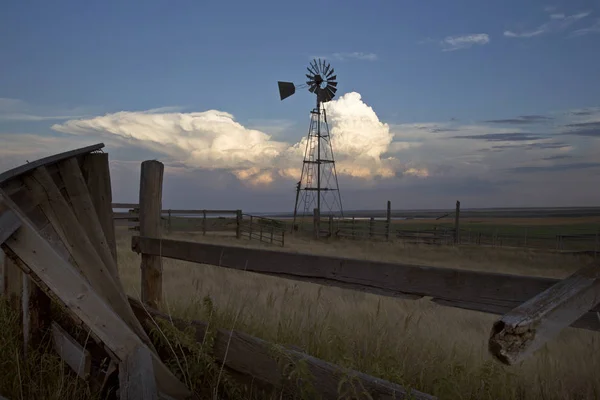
(112, 204, 285, 247)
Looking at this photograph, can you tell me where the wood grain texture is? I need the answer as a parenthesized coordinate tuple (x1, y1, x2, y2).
(488, 264, 600, 365)
(119, 345, 159, 400)
(138, 161, 164, 308)
(128, 297, 436, 400)
(22, 166, 157, 353)
(51, 321, 92, 379)
(131, 236, 600, 331)
(0, 210, 21, 244)
(81, 153, 118, 266)
(58, 157, 118, 280)
(0, 194, 191, 399)
(0, 143, 104, 184)
(22, 274, 51, 357)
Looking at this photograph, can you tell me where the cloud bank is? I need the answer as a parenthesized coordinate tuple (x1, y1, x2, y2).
(51, 92, 421, 185)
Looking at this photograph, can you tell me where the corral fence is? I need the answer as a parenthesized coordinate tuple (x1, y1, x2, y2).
(306, 201, 599, 253)
(238, 213, 285, 246)
(113, 204, 285, 247)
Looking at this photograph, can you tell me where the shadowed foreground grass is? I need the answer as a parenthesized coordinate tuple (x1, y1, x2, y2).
(118, 228, 600, 400)
(0, 299, 101, 400)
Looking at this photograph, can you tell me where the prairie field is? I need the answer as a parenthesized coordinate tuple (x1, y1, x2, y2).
(115, 226, 599, 400)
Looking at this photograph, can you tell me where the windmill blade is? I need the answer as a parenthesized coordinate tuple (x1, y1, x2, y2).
(325, 86, 336, 100)
(328, 85, 338, 94)
(307, 66, 317, 76)
(327, 81, 338, 87)
(306, 74, 314, 80)
(327, 75, 337, 83)
(310, 60, 319, 74)
(277, 81, 296, 101)
(319, 59, 324, 73)
(327, 68, 335, 78)
(309, 83, 318, 93)
(324, 63, 330, 76)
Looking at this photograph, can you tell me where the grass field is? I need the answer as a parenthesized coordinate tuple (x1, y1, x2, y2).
(115, 227, 599, 399)
(2, 222, 599, 399)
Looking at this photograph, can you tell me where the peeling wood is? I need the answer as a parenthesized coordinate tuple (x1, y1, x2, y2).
(489, 264, 600, 365)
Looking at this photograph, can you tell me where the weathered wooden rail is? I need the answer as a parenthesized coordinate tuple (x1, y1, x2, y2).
(0, 145, 436, 400)
(130, 162, 600, 371)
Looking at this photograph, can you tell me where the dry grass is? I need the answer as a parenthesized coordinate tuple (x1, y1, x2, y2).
(116, 227, 600, 400)
(0, 298, 102, 400)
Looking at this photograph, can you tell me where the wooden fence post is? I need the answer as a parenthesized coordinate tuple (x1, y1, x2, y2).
(352, 217, 356, 239)
(167, 209, 172, 233)
(202, 210, 207, 236)
(139, 160, 164, 309)
(236, 210, 242, 239)
(313, 208, 320, 239)
(386, 200, 391, 241)
(369, 217, 374, 238)
(328, 215, 333, 237)
(454, 200, 460, 245)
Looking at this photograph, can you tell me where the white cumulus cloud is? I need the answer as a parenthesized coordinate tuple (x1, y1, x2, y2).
(51, 92, 423, 186)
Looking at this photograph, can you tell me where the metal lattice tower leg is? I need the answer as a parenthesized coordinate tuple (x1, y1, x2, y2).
(292, 102, 344, 232)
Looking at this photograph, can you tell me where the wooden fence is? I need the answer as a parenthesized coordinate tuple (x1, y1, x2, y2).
(2, 147, 600, 399)
(238, 213, 285, 246)
(132, 160, 600, 368)
(113, 205, 285, 247)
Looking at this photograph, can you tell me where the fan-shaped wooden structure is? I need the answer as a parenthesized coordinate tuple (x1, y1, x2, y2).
(0, 143, 190, 399)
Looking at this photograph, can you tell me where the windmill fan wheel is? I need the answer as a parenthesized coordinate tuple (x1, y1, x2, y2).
(306, 58, 338, 103)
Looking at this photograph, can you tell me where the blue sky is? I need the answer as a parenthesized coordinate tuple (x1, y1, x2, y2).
(1, 0, 600, 211)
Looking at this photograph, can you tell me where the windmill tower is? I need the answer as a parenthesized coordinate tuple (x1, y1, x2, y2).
(278, 58, 344, 231)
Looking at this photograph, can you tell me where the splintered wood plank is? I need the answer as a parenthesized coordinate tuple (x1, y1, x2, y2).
(81, 153, 118, 266)
(0, 192, 191, 399)
(0, 143, 105, 184)
(58, 157, 118, 280)
(51, 321, 92, 379)
(22, 166, 157, 353)
(129, 298, 436, 400)
(131, 237, 600, 331)
(119, 345, 159, 400)
(489, 264, 600, 365)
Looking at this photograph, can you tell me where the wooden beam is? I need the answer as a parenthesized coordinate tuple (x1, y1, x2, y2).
(131, 237, 600, 331)
(58, 157, 119, 280)
(138, 161, 164, 308)
(128, 297, 436, 400)
(22, 166, 157, 353)
(22, 274, 51, 357)
(454, 200, 461, 245)
(488, 264, 600, 365)
(0, 193, 190, 399)
(51, 321, 92, 379)
(0, 143, 104, 184)
(81, 153, 118, 266)
(0, 209, 22, 244)
(3, 255, 22, 315)
(119, 345, 159, 400)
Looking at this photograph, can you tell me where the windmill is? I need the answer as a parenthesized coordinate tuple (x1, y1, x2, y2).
(277, 58, 344, 232)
